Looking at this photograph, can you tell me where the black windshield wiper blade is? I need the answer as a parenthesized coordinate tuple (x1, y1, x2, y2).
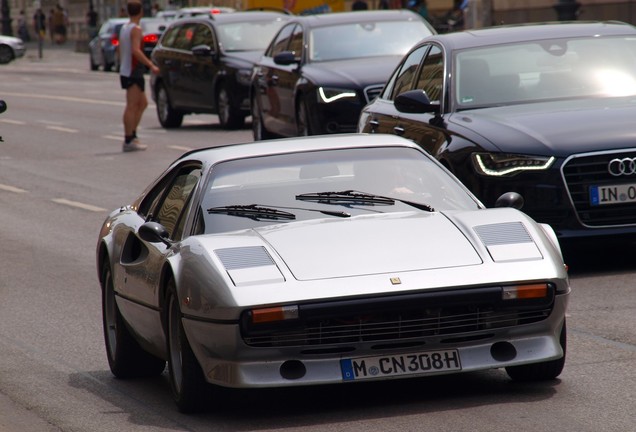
(207, 204, 296, 221)
(296, 190, 435, 212)
(296, 190, 395, 206)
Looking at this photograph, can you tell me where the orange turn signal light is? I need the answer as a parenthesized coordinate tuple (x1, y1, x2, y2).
(251, 305, 299, 324)
(502, 283, 548, 300)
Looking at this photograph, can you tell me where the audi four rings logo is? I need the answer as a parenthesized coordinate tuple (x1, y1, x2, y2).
(608, 157, 636, 176)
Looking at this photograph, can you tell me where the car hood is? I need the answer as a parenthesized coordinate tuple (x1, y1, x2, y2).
(257, 212, 483, 280)
(303, 55, 403, 88)
(449, 97, 636, 157)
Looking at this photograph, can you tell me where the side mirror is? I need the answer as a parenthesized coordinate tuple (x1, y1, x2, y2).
(394, 90, 440, 114)
(495, 192, 524, 210)
(274, 51, 299, 66)
(192, 44, 215, 57)
(138, 221, 174, 246)
(0, 100, 6, 114)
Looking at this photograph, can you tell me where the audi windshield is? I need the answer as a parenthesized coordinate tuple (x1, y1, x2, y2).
(455, 35, 636, 108)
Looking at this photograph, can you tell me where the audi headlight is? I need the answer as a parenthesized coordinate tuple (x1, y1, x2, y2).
(472, 153, 555, 177)
(318, 87, 357, 103)
(236, 69, 252, 86)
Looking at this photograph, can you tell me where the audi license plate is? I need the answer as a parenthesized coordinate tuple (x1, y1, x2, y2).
(341, 349, 461, 381)
(590, 182, 636, 206)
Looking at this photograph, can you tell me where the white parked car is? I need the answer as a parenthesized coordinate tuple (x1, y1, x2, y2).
(0, 35, 26, 64)
(96, 134, 570, 413)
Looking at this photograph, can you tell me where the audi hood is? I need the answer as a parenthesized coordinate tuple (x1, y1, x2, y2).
(449, 96, 636, 157)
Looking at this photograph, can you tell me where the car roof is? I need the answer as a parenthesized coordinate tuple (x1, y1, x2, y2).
(172, 10, 290, 25)
(422, 20, 636, 51)
(289, 9, 426, 28)
(179, 134, 423, 166)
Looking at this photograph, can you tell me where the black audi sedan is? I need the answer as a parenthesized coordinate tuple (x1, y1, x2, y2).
(150, 11, 290, 129)
(250, 10, 435, 140)
(359, 21, 636, 241)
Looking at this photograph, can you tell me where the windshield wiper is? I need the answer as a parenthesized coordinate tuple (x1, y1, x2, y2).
(296, 190, 435, 212)
(207, 204, 296, 221)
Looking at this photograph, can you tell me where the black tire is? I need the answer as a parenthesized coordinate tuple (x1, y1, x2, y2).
(166, 280, 208, 413)
(156, 83, 184, 128)
(251, 94, 275, 141)
(216, 85, 245, 130)
(0, 45, 14, 65)
(103, 51, 113, 72)
(506, 319, 567, 382)
(296, 97, 312, 137)
(89, 54, 98, 71)
(101, 262, 166, 378)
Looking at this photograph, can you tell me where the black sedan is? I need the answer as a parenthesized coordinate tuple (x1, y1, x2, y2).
(250, 10, 435, 140)
(359, 21, 636, 242)
(150, 11, 290, 129)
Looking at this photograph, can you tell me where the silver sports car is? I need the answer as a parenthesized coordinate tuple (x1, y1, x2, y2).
(96, 134, 569, 412)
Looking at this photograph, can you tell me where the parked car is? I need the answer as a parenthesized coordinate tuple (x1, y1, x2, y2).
(175, 6, 236, 18)
(88, 17, 128, 71)
(0, 35, 26, 65)
(359, 21, 636, 242)
(140, 17, 169, 59)
(96, 133, 569, 413)
(150, 11, 290, 129)
(250, 10, 435, 140)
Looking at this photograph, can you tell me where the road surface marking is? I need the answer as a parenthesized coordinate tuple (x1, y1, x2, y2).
(0, 119, 26, 125)
(168, 145, 191, 151)
(51, 198, 106, 212)
(46, 126, 79, 133)
(0, 183, 28, 193)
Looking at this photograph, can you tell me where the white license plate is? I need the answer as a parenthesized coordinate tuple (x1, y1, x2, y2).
(590, 182, 636, 206)
(341, 349, 461, 381)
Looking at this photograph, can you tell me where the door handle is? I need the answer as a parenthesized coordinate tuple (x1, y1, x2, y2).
(393, 126, 405, 136)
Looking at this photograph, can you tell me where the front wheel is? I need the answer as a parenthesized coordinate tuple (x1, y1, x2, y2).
(166, 280, 209, 413)
(506, 319, 567, 381)
(0, 45, 14, 65)
(156, 83, 184, 128)
(101, 262, 166, 378)
(216, 85, 245, 129)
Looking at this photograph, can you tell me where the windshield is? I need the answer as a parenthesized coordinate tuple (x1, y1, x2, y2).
(309, 21, 432, 62)
(199, 147, 479, 234)
(455, 35, 636, 108)
(217, 18, 289, 51)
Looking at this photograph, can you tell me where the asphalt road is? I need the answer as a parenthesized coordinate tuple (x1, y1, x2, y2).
(0, 41, 635, 432)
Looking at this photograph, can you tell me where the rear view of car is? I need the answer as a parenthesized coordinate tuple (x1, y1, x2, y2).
(88, 18, 128, 71)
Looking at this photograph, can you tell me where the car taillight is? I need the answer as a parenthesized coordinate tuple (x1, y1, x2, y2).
(143, 34, 158, 44)
(110, 36, 119, 46)
(211, 8, 221, 14)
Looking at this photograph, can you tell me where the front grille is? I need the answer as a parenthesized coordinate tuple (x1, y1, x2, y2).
(562, 150, 636, 227)
(242, 286, 554, 348)
(364, 85, 384, 103)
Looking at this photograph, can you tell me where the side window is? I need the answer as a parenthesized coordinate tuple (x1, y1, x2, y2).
(415, 45, 444, 103)
(390, 45, 428, 100)
(160, 25, 179, 48)
(267, 23, 295, 57)
(153, 166, 202, 240)
(191, 23, 213, 48)
(288, 25, 303, 58)
(172, 23, 198, 51)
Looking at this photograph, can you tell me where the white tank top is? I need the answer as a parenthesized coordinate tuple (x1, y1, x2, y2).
(119, 22, 142, 78)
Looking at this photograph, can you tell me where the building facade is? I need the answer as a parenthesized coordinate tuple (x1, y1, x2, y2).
(2, 0, 636, 41)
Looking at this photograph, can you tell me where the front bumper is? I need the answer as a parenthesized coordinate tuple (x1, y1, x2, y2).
(183, 292, 568, 388)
